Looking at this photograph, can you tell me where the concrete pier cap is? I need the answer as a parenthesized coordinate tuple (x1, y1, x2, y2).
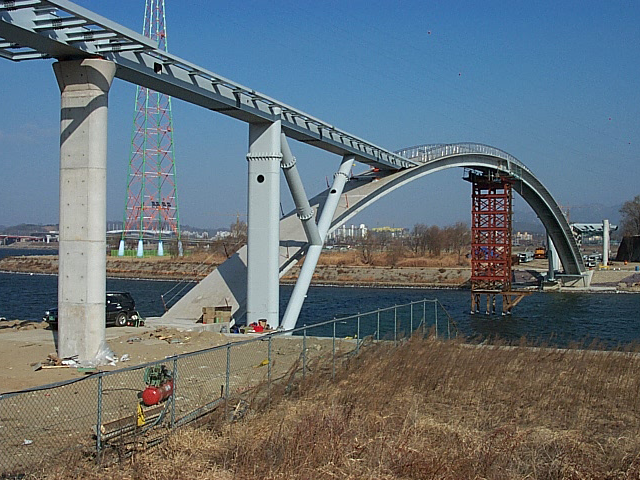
(53, 58, 116, 362)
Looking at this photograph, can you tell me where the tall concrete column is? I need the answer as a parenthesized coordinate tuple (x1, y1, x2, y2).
(246, 110, 282, 327)
(53, 59, 116, 361)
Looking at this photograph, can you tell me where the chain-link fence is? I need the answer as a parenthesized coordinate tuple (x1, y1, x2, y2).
(0, 298, 454, 475)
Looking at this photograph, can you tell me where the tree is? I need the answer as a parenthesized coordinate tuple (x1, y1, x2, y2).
(230, 218, 247, 239)
(448, 222, 471, 262)
(411, 223, 429, 255)
(425, 225, 443, 255)
(386, 238, 405, 267)
(358, 232, 377, 265)
(620, 195, 640, 236)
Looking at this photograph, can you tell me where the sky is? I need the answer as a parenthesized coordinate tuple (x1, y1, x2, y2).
(1, 0, 638, 231)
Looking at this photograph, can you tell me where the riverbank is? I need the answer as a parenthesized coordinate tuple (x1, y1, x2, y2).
(38, 336, 640, 479)
(1, 252, 639, 291)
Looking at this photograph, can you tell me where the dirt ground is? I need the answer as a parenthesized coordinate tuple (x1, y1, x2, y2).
(0, 319, 238, 393)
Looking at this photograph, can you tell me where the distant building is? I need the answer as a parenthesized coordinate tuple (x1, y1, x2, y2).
(328, 224, 368, 243)
(369, 226, 408, 238)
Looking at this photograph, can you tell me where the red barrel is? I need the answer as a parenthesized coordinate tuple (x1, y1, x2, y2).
(142, 380, 174, 406)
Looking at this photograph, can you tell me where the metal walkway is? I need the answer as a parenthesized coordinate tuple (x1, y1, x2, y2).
(0, 0, 416, 170)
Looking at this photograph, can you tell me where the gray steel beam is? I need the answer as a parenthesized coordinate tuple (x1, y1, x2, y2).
(280, 155, 354, 331)
(547, 235, 558, 281)
(0, 0, 416, 170)
(280, 134, 321, 246)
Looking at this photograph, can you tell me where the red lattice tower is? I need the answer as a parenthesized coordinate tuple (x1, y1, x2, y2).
(119, 0, 181, 257)
(470, 173, 513, 292)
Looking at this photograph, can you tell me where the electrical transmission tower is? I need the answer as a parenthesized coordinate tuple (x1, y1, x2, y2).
(119, 0, 182, 257)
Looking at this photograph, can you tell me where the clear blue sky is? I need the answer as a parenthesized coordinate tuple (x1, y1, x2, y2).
(1, 0, 638, 230)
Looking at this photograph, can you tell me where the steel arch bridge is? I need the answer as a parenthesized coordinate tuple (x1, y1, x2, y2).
(0, 1, 587, 349)
(164, 142, 586, 325)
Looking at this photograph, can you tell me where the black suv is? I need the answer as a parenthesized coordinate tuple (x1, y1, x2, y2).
(44, 292, 140, 328)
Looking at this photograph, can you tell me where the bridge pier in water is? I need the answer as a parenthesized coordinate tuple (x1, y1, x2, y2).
(53, 58, 115, 361)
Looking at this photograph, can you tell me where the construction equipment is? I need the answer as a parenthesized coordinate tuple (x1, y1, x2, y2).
(142, 365, 174, 406)
(534, 247, 547, 259)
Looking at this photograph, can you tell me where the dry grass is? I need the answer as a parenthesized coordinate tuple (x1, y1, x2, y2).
(317, 251, 470, 268)
(40, 337, 640, 479)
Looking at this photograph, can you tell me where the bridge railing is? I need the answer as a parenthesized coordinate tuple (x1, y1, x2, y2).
(396, 143, 533, 175)
(0, 298, 454, 475)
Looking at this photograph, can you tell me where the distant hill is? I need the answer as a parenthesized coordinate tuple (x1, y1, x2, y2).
(565, 204, 621, 225)
(0, 223, 58, 235)
(513, 203, 622, 234)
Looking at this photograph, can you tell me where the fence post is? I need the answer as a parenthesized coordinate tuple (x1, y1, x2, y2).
(434, 300, 438, 339)
(96, 373, 103, 462)
(302, 325, 307, 381)
(356, 313, 360, 355)
(422, 299, 426, 335)
(394, 306, 397, 346)
(225, 345, 230, 418)
(171, 357, 178, 428)
(410, 302, 414, 333)
(332, 320, 336, 381)
(268, 336, 272, 408)
(376, 310, 380, 341)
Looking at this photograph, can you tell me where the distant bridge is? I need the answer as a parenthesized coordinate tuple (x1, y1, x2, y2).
(0, 1, 586, 360)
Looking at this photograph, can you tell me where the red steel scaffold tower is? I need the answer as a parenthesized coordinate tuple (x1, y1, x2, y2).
(119, 0, 182, 257)
(466, 170, 529, 315)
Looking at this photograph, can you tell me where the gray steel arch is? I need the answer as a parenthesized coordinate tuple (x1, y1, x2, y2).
(163, 143, 584, 324)
(328, 143, 585, 276)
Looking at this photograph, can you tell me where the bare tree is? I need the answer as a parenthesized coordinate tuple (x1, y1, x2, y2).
(620, 195, 640, 236)
(411, 223, 429, 255)
(426, 225, 443, 255)
(358, 232, 377, 265)
(230, 218, 248, 240)
(386, 238, 405, 267)
(449, 222, 471, 262)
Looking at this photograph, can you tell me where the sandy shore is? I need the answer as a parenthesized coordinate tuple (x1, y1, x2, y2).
(0, 319, 235, 393)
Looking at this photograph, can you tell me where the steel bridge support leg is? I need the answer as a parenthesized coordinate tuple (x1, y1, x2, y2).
(53, 59, 116, 361)
(246, 110, 282, 327)
(280, 155, 354, 331)
(280, 134, 321, 246)
(547, 234, 558, 281)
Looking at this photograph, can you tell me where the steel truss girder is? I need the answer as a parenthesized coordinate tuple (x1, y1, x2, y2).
(0, 0, 416, 170)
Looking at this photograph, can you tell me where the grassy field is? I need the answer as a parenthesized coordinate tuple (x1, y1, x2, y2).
(38, 335, 640, 479)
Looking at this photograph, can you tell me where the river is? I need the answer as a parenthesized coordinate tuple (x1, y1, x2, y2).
(1, 247, 639, 347)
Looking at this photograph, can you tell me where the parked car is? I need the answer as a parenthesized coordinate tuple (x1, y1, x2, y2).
(43, 292, 140, 329)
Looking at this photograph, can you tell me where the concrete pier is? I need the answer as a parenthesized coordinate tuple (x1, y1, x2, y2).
(246, 112, 282, 327)
(53, 59, 116, 361)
